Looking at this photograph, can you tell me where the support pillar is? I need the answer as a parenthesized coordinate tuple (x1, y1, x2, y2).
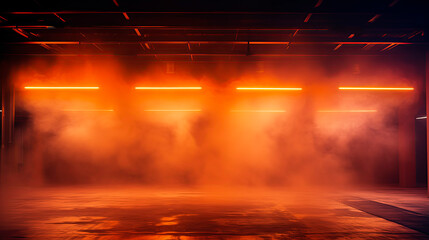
(398, 107, 416, 187)
(426, 51, 429, 195)
(1, 61, 15, 183)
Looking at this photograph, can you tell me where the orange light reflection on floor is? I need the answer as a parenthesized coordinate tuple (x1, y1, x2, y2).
(338, 87, 414, 91)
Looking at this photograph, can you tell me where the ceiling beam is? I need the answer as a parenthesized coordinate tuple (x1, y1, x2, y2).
(2, 41, 416, 45)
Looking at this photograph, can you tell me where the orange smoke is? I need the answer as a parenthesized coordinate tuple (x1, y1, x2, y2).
(9, 56, 420, 189)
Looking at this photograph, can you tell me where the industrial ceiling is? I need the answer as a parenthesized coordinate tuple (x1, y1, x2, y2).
(0, 0, 428, 60)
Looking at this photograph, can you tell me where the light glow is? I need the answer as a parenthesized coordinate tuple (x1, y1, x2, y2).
(416, 116, 427, 120)
(339, 87, 414, 91)
(318, 110, 377, 113)
(24, 86, 99, 90)
(236, 87, 302, 91)
(144, 109, 201, 112)
(135, 87, 202, 90)
(62, 109, 114, 112)
(231, 110, 286, 113)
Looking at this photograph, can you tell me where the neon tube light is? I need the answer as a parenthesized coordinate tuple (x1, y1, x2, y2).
(236, 87, 302, 91)
(416, 116, 427, 120)
(135, 87, 202, 90)
(62, 109, 114, 112)
(144, 109, 201, 112)
(339, 87, 414, 91)
(318, 110, 377, 113)
(24, 86, 99, 90)
(231, 110, 286, 113)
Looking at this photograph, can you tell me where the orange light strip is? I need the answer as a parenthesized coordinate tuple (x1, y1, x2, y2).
(318, 110, 377, 113)
(24, 86, 99, 90)
(122, 12, 130, 20)
(62, 109, 114, 112)
(144, 109, 201, 112)
(236, 87, 302, 91)
(231, 110, 286, 113)
(135, 87, 202, 90)
(339, 87, 414, 91)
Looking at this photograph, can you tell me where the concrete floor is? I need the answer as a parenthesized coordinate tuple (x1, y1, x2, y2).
(0, 187, 428, 239)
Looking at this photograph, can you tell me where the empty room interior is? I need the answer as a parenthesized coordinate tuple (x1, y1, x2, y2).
(1, 0, 429, 239)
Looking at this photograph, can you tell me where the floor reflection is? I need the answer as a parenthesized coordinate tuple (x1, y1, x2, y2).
(0, 187, 428, 239)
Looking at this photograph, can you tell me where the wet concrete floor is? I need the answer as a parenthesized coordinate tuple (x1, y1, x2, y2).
(0, 187, 428, 239)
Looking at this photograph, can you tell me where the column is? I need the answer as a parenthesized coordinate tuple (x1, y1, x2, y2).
(398, 106, 416, 187)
